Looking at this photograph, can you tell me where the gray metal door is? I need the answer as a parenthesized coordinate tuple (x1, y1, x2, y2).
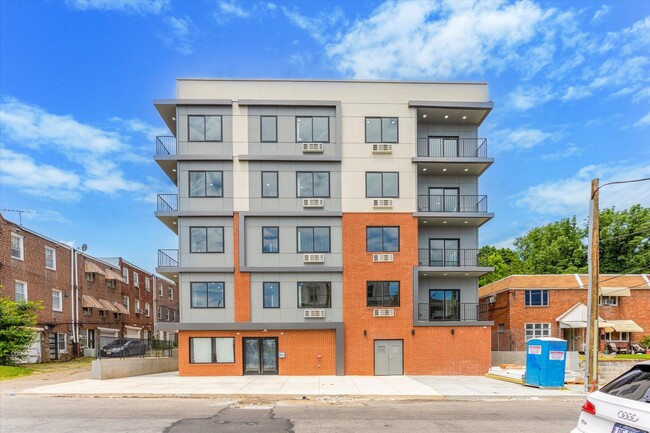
(374, 340, 403, 375)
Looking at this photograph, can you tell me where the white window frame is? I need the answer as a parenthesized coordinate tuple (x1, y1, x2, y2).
(99, 310, 107, 318)
(86, 272, 95, 282)
(122, 267, 129, 284)
(145, 302, 150, 317)
(159, 283, 163, 297)
(52, 289, 63, 312)
(599, 295, 618, 306)
(11, 233, 24, 260)
(145, 277, 150, 291)
(83, 307, 91, 316)
(133, 272, 139, 288)
(135, 299, 141, 312)
(525, 323, 551, 341)
(57, 333, 67, 353)
(45, 246, 56, 270)
(606, 331, 630, 342)
(123, 296, 130, 312)
(15, 280, 27, 301)
(169, 288, 174, 300)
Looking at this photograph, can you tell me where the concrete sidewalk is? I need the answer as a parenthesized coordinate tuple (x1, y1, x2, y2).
(17, 372, 586, 400)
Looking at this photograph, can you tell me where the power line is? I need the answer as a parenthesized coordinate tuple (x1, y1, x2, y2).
(592, 177, 650, 199)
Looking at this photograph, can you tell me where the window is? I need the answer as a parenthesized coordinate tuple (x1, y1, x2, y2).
(190, 337, 235, 363)
(365, 117, 398, 143)
(298, 282, 331, 308)
(296, 172, 329, 197)
(106, 279, 116, 289)
(158, 306, 163, 320)
(133, 272, 139, 288)
(428, 289, 460, 321)
(366, 227, 399, 252)
(297, 227, 330, 253)
(190, 227, 224, 253)
(15, 281, 27, 301)
(525, 323, 550, 341)
(263, 282, 280, 308)
(296, 116, 329, 142)
(525, 290, 549, 307)
(145, 302, 150, 317)
(52, 290, 63, 312)
(191, 282, 225, 308)
(122, 267, 129, 284)
(498, 323, 505, 333)
(145, 278, 150, 291)
(261, 116, 277, 142)
(366, 281, 399, 307)
(189, 115, 222, 141)
(123, 296, 129, 312)
(45, 246, 56, 270)
(606, 331, 630, 342)
(83, 307, 91, 316)
(99, 310, 107, 318)
(261, 171, 278, 198)
(262, 227, 279, 253)
(169, 288, 174, 300)
(11, 233, 24, 260)
(135, 299, 140, 313)
(57, 333, 67, 353)
(159, 284, 163, 297)
(189, 171, 223, 197)
(599, 296, 618, 306)
(366, 172, 399, 198)
(86, 273, 95, 282)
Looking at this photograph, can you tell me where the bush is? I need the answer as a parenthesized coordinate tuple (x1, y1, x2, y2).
(0, 296, 42, 366)
(640, 335, 650, 349)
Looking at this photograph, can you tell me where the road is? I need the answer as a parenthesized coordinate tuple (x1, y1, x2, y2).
(0, 395, 584, 433)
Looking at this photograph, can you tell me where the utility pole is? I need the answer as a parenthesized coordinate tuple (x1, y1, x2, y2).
(585, 178, 600, 391)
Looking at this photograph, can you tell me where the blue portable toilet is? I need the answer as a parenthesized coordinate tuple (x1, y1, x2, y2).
(525, 337, 567, 388)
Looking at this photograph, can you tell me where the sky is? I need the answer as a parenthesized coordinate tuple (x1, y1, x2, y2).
(1, 0, 649, 273)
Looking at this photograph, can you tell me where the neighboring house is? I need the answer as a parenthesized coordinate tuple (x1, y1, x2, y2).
(154, 275, 178, 342)
(479, 274, 650, 353)
(154, 79, 495, 376)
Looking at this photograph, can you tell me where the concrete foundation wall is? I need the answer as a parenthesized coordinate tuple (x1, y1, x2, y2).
(92, 352, 178, 380)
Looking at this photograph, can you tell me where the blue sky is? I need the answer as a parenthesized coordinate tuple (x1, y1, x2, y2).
(1, 0, 649, 272)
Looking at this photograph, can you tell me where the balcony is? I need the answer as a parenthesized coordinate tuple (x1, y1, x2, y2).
(415, 195, 492, 227)
(417, 302, 489, 322)
(156, 249, 179, 283)
(417, 249, 492, 276)
(154, 136, 178, 183)
(413, 137, 493, 175)
(155, 194, 178, 233)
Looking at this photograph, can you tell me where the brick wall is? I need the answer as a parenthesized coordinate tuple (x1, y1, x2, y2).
(233, 212, 251, 322)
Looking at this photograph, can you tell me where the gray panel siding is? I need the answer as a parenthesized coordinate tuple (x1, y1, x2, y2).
(417, 175, 478, 196)
(177, 106, 233, 156)
(417, 277, 478, 305)
(416, 122, 477, 139)
(179, 216, 235, 268)
(180, 273, 235, 323)
(417, 226, 478, 249)
(178, 161, 234, 212)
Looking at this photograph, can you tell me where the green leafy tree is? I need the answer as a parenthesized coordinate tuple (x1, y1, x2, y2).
(599, 205, 650, 274)
(0, 296, 42, 366)
(478, 245, 524, 286)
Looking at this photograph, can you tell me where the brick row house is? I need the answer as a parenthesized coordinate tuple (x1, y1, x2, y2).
(0, 215, 178, 362)
(478, 274, 650, 353)
(154, 79, 495, 376)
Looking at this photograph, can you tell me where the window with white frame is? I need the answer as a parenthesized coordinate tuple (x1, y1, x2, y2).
(99, 310, 107, 318)
(606, 331, 630, 342)
(11, 233, 24, 260)
(159, 283, 163, 297)
(158, 306, 163, 320)
(57, 333, 67, 353)
(106, 279, 116, 289)
(86, 272, 95, 282)
(525, 323, 551, 341)
(599, 296, 618, 306)
(145, 278, 150, 291)
(83, 307, 91, 316)
(135, 299, 141, 313)
(52, 290, 63, 312)
(45, 246, 56, 270)
(145, 302, 150, 317)
(122, 267, 129, 284)
(133, 272, 139, 287)
(15, 281, 27, 301)
(169, 287, 174, 300)
(190, 337, 235, 363)
(123, 296, 129, 312)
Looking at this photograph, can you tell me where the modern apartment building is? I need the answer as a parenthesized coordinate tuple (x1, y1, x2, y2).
(154, 79, 494, 376)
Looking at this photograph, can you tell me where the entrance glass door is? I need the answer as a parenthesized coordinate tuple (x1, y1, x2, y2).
(243, 337, 278, 375)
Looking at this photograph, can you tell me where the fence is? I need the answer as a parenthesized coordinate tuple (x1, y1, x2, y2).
(96, 336, 175, 359)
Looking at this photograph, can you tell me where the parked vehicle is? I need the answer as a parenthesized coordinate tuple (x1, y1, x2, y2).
(572, 360, 650, 433)
(100, 339, 147, 358)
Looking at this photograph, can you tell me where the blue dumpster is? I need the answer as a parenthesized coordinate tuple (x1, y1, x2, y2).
(524, 337, 567, 389)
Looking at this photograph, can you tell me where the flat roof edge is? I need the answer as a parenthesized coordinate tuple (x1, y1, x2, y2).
(175, 78, 489, 85)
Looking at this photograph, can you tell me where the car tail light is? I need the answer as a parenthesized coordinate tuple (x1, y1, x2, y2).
(581, 400, 596, 416)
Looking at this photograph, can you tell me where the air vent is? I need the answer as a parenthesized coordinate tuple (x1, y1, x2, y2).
(303, 254, 325, 263)
(373, 199, 393, 208)
(302, 142, 324, 153)
(373, 254, 394, 263)
(303, 198, 324, 208)
(304, 309, 326, 318)
(373, 309, 395, 317)
(372, 143, 393, 153)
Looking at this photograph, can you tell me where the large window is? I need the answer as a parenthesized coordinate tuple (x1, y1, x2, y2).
(524, 289, 549, 307)
(296, 116, 329, 142)
(428, 289, 460, 321)
(263, 282, 280, 308)
(190, 227, 224, 253)
(11, 233, 23, 260)
(606, 331, 630, 342)
(15, 281, 27, 301)
(365, 117, 398, 143)
(599, 296, 618, 306)
(366, 227, 399, 252)
(296, 172, 329, 197)
(261, 171, 278, 198)
(189, 115, 222, 141)
(261, 116, 277, 142)
(366, 172, 399, 198)
(190, 171, 223, 197)
(525, 323, 551, 341)
(52, 289, 63, 311)
(191, 282, 225, 308)
(262, 227, 279, 253)
(190, 337, 235, 363)
(297, 227, 330, 253)
(298, 282, 331, 308)
(45, 246, 56, 270)
(367, 281, 400, 307)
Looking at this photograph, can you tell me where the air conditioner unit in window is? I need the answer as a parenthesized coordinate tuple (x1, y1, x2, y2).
(372, 143, 393, 153)
(302, 142, 324, 153)
(303, 254, 325, 263)
(373, 199, 393, 208)
(303, 198, 324, 208)
(373, 254, 394, 263)
(373, 309, 395, 317)
(304, 309, 326, 318)
(488, 295, 496, 304)
(135, 308, 142, 314)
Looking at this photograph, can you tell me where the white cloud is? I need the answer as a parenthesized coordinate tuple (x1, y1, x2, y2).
(635, 112, 650, 127)
(66, 0, 168, 14)
(281, 6, 347, 43)
(590, 5, 609, 24)
(492, 127, 554, 152)
(507, 85, 555, 110)
(160, 16, 196, 55)
(541, 144, 581, 161)
(219, 1, 250, 18)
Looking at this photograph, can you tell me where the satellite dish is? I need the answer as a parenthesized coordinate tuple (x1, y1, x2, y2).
(81, 244, 87, 252)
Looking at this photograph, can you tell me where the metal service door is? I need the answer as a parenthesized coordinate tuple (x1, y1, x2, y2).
(243, 338, 278, 375)
(374, 340, 403, 375)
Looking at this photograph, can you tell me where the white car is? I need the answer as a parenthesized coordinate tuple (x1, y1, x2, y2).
(572, 360, 650, 433)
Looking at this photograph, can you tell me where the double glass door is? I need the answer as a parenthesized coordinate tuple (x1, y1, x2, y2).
(429, 239, 460, 267)
(243, 337, 278, 375)
(428, 187, 459, 212)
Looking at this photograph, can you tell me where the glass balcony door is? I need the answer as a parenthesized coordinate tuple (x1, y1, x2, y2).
(428, 136, 459, 157)
(428, 239, 459, 267)
(428, 187, 459, 212)
(428, 289, 460, 321)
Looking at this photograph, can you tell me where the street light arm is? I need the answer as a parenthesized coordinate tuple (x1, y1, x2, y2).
(591, 177, 650, 199)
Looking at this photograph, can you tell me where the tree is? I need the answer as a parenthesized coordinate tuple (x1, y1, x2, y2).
(478, 245, 524, 286)
(0, 296, 42, 366)
(599, 205, 650, 274)
(513, 216, 588, 274)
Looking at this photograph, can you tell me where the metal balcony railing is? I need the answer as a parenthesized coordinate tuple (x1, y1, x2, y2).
(418, 249, 481, 267)
(417, 302, 489, 322)
(158, 249, 179, 267)
(417, 137, 487, 158)
(157, 194, 178, 212)
(156, 136, 177, 156)
(417, 195, 487, 213)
